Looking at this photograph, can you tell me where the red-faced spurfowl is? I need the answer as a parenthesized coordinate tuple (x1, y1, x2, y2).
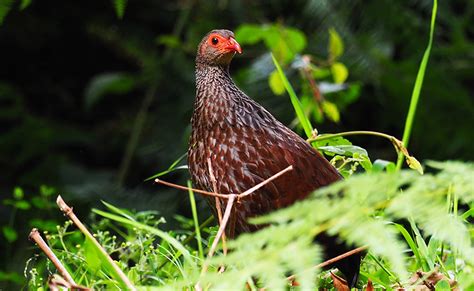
(188, 29, 361, 288)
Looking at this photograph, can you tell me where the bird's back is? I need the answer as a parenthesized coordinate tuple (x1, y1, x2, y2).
(188, 72, 341, 235)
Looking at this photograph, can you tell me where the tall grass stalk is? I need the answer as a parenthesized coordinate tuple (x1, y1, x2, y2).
(396, 0, 438, 170)
(188, 180, 204, 260)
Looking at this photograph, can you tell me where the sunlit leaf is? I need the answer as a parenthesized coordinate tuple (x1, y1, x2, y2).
(268, 70, 285, 95)
(328, 28, 344, 59)
(271, 54, 313, 138)
(331, 62, 349, 84)
(321, 100, 340, 122)
(235, 24, 266, 45)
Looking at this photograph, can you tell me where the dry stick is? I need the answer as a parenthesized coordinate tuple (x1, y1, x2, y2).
(157, 166, 293, 288)
(286, 246, 367, 282)
(201, 194, 237, 275)
(155, 165, 293, 200)
(207, 159, 227, 256)
(56, 196, 136, 291)
(29, 228, 77, 286)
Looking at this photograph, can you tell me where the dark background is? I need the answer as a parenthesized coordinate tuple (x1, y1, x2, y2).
(0, 0, 473, 287)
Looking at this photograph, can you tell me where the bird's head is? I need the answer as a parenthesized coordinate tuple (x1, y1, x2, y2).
(196, 29, 242, 66)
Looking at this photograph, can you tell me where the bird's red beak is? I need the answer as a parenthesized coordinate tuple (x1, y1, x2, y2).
(224, 37, 242, 54)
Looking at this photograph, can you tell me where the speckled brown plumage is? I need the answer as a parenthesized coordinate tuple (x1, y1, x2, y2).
(188, 29, 360, 288)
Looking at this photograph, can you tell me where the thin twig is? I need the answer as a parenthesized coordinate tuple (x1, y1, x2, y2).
(56, 196, 136, 291)
(155, 165, 293, 200)
(201, 194, 236, 275)
(238, 166, 293, 198)
(286, 246, 367, 282)
(155, 179, 229, 198)
(207, 159, 228, 256)
(29, 228, 77, 286)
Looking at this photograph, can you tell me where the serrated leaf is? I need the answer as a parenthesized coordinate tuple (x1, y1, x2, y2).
(2, 226, 17, 243)
(321, 100, 340, 122)
(328, 28, 344, 59)
(331, 62, 349, 84)
(268, 70, 285, 95)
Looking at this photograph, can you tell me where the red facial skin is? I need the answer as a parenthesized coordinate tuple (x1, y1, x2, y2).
(207, 33, 242, 54)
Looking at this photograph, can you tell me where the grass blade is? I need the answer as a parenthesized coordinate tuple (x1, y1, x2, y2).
(396, 0, 438, 170)
(271, 53, 313, 138)
(187, 180, 204, 260)
(92, 208, 197, 274)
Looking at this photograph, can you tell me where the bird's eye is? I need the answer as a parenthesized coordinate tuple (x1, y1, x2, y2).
(211, 37, 219, 45)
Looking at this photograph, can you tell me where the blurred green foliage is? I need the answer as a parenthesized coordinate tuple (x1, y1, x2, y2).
(0, 0, 473, 289)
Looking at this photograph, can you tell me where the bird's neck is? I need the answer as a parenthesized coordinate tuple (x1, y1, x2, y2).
(193, 64, 241, 127)
(195, 64, 233, 93)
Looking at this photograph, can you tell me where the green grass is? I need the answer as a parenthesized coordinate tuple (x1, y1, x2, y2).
(24, 161, 474, 290)
(396, 0, 438, 170)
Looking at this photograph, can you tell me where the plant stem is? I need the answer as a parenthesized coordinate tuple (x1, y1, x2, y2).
(307, 130, 396, 143)
(187, 181, 204, 260)
(396, 0, 438, 170)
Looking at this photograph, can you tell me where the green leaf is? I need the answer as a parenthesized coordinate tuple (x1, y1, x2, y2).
(331, 62, 349, 84)
(393, 223, 424, 270)
(84, 72, 136, 110)
(319, 145, 368, 157)
(93, 208, 196, 271)
(28, 219, 58, 232)
(0, 0, 14, 25)
(112, 0, 127, 19)
(271, 54, 313, 138)
(14, 200, 30, 210)
(155, 34, 181, 48)
(328, 28, 344, 59)
(321, 100, 340, 122)
(268, 70, 285, 95)
(145, 152, 188, 181)
(40, 185, 55, 197)
(312, 67, 331, 79)
(406, 156, 424, 175)
(83, 236, 103, 272)
(396, 0, 437, 170)
(435, 279, 451, 291)
(2, 226, 17, 243)
(30, 197, 47, 209)
(372, 159, 396, 173)
(235, 24, 266, 45)
(20, 0, 32, 10)
(13, 187, 23, 199)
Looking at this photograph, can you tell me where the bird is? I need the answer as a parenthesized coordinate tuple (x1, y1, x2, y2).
(188, 29, 361, 288)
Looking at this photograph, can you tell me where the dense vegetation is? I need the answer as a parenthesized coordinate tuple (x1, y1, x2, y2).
(0, 0, 473, 289)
